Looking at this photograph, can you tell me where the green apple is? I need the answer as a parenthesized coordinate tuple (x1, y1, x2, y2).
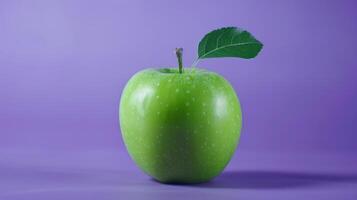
(119, 27, 262, 184)
(120, 67, 242, 183)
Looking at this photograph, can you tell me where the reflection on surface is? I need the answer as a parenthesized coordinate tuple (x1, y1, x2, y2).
(197, 170, 357, 189)
(214, 95, 227, 119)
(2, 162, 357, 200)
(131, 86, 154, 117)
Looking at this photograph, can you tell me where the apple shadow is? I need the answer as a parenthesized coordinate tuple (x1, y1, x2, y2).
(193, 170, 357, 189)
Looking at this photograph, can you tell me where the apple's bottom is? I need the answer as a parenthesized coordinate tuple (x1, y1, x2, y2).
(149, 172, 220, 185)
(151, 177, 215, 185)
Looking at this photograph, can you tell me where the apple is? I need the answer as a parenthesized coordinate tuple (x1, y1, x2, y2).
(119, 27, 262, 184)
(119, 67, 241, 183)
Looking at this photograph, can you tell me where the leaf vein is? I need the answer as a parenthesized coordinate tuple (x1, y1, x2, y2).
(216, 28, 229, 49)
(200, 42, 259, 58)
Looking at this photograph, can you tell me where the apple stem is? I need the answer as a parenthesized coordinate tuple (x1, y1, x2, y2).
(175, 48, 183, 73)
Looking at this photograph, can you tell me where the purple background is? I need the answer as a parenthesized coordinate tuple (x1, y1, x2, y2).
(1, 0, 357, 199)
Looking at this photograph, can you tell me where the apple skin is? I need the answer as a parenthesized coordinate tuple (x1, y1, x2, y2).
(119, 68, 242, 184)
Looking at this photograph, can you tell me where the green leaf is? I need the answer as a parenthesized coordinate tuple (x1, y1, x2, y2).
(197, 27, 263, 60)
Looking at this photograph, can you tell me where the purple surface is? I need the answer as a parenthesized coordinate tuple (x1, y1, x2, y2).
(0, 0, 357, 199)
